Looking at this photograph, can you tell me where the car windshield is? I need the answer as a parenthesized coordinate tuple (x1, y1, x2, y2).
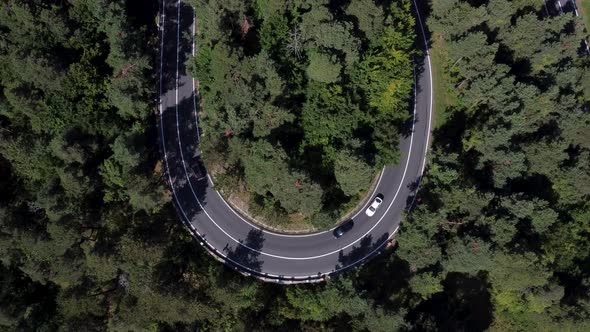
(369, 206, 375, 212)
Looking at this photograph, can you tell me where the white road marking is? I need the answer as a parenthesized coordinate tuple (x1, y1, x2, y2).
(543, 0, 551, 16)
(186, 8, 385, 238)
(542, 0, 590, 56)
(413, 0, 434, 176)
(191, 14, 199, 139)
(173, 62, 417, 260)
(567, 0, 589, 54)
(160, 0, 433, 273)
(210, 168, 386, 237)
(184, 9, 389, 239)
(158, 0, 282, 277)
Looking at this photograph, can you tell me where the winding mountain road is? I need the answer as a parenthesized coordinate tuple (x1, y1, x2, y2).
(158, 0, 433, 283)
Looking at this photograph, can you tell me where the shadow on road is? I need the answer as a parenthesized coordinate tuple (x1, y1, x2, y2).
(223, 229, 265, 272)
(160, 0, 196, 85)
(335, 232, 390, 272)
(404, 175, 423, 211)
(400, 0, 433, 139)
(158, 109, 209, 245)
(178, 2, 195, 70)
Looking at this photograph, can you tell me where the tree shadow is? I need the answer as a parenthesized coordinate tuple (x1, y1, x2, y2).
(223, 229, 265, 273)
(404, 175, 423, 211)
(175, 94, 203, 165)
(398, 0, 435, 140)
(152, 226, 212, 295)
(59, 277, 108, 331)
(412, 0, 434, 50)
(178, 2, 195, 74)
(400, 53, 429, 139)
(399, 101, 417, 139)
(544, 0, 565, 16)
(356, 252, 413, 307)
(159, 0, 193, 95)
(176, 172, 209, 223)
(431, 108, 466, 153)
(157, 34, 213, 272)
(400, 5, 433, 140)
(130, 206, 182, 246)
(334, 232, 390, 273)
(158, 93, 208, 217)
(407, 272, 493, 331)
(160, 0, 179, 91)
(506, 173, 559, 204)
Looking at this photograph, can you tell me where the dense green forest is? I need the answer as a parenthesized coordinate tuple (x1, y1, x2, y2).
(397, 0, 590, 328)
(190, 0, 416, 228)
(1, 0, 590, 331)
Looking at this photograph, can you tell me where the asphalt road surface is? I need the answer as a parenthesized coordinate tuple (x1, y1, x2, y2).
(544, 0, 578, 15)
(158, 0, 433, 283)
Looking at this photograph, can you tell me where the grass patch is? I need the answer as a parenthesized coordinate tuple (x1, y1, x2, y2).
(578, 0, 590, 101)
(429, 32, 459, 129)
(578, 0, 590, 33)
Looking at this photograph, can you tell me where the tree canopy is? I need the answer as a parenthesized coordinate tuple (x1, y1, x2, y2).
(191, 0, 416, 228)
(0, 0, 589, 331)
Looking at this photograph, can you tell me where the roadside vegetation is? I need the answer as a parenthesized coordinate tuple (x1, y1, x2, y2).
(580, 0, 590, 33)
(0, 0, 589, 331)
(189, 0, 416, 229)
(428, 31, 459, 128)
(577, 0, 590, 99)
(398, 0, 590, 329)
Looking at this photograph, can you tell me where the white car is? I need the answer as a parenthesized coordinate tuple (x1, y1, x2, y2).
(365, 196, 383, 217)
